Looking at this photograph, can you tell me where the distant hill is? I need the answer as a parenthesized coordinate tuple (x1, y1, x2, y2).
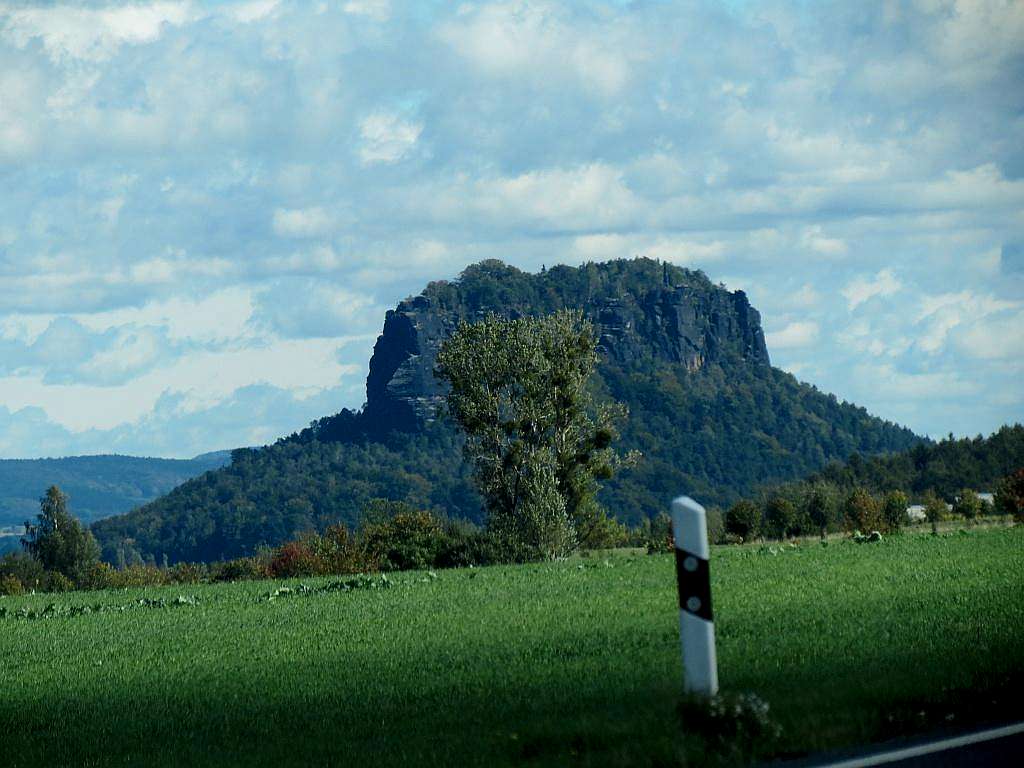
(0, 452, 232, 530)
(92, 259, 922, 564)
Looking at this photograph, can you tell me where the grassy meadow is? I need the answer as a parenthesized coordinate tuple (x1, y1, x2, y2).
(1, 527, 1022, 767)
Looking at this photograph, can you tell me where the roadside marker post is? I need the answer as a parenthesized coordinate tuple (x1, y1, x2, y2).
(671, 495, 719, 697)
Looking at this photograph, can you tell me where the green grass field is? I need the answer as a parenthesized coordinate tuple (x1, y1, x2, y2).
(1, 527, 1022, 767)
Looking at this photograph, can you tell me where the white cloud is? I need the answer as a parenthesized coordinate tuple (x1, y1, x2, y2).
(1, 0, 1023, 453)
(272, 207, 335, 238)
(3, 3, 192, 63)
(851, 362, 979, 400)
(452, 164, 641, 231)
(952, 310, 1024, 361)
(228, 1, 280, 24)
(800, 225, 848, 257)
(0, 338, 361, 432)
(768, 321, 820, 350)
(842, 269, 901, 310)
(788, 284, 821, 308)
(342, 0, 390, 22)
(437, 1, 636, 96)
(73, 287, 258, 344)
(358, 111, 422, 165)
(914, 290, 1020, 354)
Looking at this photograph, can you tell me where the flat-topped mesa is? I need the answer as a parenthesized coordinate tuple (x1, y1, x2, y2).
(362, 259, 769, 434)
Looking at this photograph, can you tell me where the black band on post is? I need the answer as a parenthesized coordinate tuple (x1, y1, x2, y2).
(674, 547, 713, 622)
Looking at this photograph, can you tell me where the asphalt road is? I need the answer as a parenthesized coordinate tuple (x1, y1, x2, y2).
(807, 723, 1024, 768)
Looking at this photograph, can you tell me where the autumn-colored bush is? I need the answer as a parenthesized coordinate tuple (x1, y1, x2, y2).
(168, 561, 208, 584)
(0, 573, 23, 596)
(308, 525, 374, 575)
(268, 541, 323, 578)
(78, 561, 117, 591)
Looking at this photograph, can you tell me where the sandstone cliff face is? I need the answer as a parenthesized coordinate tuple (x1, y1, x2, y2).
(362, 262, 769, 434)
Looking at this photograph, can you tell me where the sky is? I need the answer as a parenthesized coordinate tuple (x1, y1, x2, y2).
(0, 0, 1022, 459)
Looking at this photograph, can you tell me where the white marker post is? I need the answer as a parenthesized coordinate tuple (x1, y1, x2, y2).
(671, 496, 719, 697)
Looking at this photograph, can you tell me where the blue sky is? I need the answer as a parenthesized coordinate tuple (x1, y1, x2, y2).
(0, 0, 1022, 459)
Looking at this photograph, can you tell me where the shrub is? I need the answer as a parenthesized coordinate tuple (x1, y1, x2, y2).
(308, 525, 373, 575)
(433, 519, 500, 568)
(882, 490, 909, 534)
(705, 506, 726, 545)
(953, 489, 982, 522)
(79, 561, 116, 591)
(0, 574, 23, 596)
(645, 512, 673, 554)
(994, 468, 1024, 521)
(109, 564, 168, 588)
(725, 501, 761, 541)
(678, 692, 781, 763)
(0, 552, 45, 592)
(362, 510, 450, 571)
(578, 513, 629, 550)
(764, 495, 796, 540)
(805, 483, 839, 539)
(843, 488, 883, 533)
(46, 572, 74, 592)
(210, 557, 269, 582)
(923, 492, 948, 535)
(268, 541, 323, 579)
(168, 561, 208, 584)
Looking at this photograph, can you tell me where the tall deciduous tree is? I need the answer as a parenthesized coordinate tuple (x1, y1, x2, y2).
(436, 310, 634, 559)
(22, 485, 100, 582)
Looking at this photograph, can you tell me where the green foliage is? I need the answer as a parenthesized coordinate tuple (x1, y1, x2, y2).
(805, 483, 839, 537)
(0, 552, 45, 592)
(209, 557, 270, 583)
(995, 468, 1024, 521)
(725, 500, 761, 541)
(0, 573, 23, 596)
(22, 486, 100, 582)
(46, 571, 74, 592)
(436, 310, 631, 560)
(842, 488, 883, 534)
(814, 425, 1024, 499)
(922, 492, 948, 535)
(1, 528, 1022, 767)
(92, 427, 478, 564)
(882, 490, 909, 533)
(705, 506, 726, 545)
(953, 489, 982, 521)
(764, 495, 797, 540)
(361, 509, 449, 572)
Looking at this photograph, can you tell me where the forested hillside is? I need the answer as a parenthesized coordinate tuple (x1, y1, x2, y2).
(810, 424, 1024, 498)
(92, 259, 922, 564)
(0, 452, 231, 530)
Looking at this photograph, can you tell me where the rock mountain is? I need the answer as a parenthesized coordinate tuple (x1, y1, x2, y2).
(93, 259, 922, 563)
(364, 259, 769, 435)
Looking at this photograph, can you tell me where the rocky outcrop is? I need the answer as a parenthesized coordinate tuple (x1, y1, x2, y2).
(362, 260, 770, 434)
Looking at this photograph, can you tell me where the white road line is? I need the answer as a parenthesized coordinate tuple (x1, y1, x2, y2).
(812, 722, 1024, 768)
